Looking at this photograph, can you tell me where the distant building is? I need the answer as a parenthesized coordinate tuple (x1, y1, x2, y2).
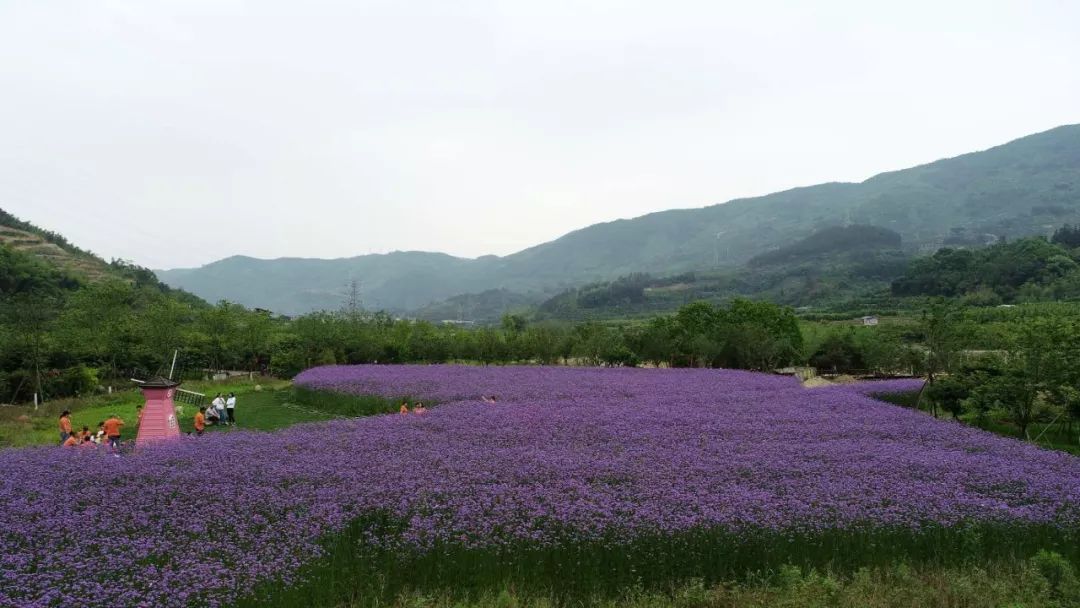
(860, 315, 879, 326)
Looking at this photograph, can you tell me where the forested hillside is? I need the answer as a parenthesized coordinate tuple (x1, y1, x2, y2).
(747, 225, 903, 267)
(158, 124, 1080, 315)
(891, 227, 1080, 303)
(0, 210, 240, 402)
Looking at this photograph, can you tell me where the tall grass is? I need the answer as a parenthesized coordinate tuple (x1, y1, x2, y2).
(344, 553, 1079, 608)
(239, 512, 1079, 608)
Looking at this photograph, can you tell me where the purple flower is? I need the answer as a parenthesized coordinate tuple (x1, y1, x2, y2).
(0, 365, 1075, 607)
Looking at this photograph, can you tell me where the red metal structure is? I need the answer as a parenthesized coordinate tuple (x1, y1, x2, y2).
(134, 376, 182, 449)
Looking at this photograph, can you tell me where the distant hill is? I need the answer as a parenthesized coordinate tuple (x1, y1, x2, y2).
(0, 209, 200, 299)
(157, 124, 1080, 315)
(410, 289, 544, 324)
(157, 252, 521, 315)
(748, 225, 903, 267)
(0, 209, 114, 282)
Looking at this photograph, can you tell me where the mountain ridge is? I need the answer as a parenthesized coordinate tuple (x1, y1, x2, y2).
(157, 123, 1080, 315)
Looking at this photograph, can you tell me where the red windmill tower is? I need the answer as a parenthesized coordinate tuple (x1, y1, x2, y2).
(134, 376, 182, 449)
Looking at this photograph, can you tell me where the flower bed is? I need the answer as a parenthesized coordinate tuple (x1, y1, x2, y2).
(1, 366, 1076, 607)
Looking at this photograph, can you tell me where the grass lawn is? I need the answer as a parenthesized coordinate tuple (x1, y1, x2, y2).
(973, 417, 1080, 456)
(872, 390, 1080, 456)
(176, 387, 337, 435)
(0, 377, 305, 448)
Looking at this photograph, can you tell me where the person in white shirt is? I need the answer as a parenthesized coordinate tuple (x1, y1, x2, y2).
(212, 394, 227, 426)
(225, 393, 237, 425)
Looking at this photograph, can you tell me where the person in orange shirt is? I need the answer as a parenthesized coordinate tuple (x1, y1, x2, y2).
(79, 426, 92, 442)
(399, 401, 409, 415)
(103, 415, 125, 450)
(58, 410, 73, 444)
(62, 434, 78, 447)
(194, 407, 206, 436)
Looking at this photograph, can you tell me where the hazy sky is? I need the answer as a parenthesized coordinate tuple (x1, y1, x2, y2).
(2, 0, 1078, 269)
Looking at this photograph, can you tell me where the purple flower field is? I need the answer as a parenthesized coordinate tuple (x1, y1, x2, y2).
(1, 365, 1077, 607)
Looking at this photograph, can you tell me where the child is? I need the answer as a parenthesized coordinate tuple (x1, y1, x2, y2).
(95, 422, 106, 444)
(399, 401, 409, 415)
(103, 414, 125, 450)
(194, 407, 206, 436)
(414, 402, 427, 415)
(62, 434, 78, 448)
(59, 410, 73, 444)
(225, 393, 237, 425)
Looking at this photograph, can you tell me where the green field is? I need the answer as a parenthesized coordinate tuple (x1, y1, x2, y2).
(0, 378, 299, 448)
(0, 377, 412, 448)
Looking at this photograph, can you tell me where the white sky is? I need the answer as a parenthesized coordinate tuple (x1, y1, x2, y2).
(1, 0, 1078, 269)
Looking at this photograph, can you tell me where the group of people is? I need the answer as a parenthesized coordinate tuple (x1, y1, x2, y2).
(399, 400, 427, 415)
(397, 396, 496, 415)
(193, 392, 236, 435)
(59, 410, 125, 449)
(57, 391, 238, 446)
(208, 393, 237, 425)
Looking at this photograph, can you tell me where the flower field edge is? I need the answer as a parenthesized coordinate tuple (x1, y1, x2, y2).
(238, 516, 1079, 608)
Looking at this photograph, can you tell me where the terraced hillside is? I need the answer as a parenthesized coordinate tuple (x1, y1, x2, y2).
(0, 224, 112, 282)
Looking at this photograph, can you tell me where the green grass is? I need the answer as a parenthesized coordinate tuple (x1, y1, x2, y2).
(869, 391, 920, 409)
(871, 390, 1080, 456)
(243, 542, 1080, 607)
(0, 382, 410, 447)
(291, 386, 407, 418)
(0, 377, 292, 447)
(175, 388, 338, 435)
(969, 417, 1080, 457)
(239, 515, 1078, 608)
(352, 557, 1080, 608)
(341, 553, 1080, 607)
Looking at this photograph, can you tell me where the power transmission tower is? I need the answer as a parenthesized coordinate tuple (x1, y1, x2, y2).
(343, 279, 363, 318)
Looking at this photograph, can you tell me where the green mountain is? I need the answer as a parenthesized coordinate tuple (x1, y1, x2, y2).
(0, 210, 216, 402)
(410, 289, 544, 324)
(0, 209, 116, 283)
(535, 226, 911, 321)
(0, 209, 195, 297)
(157, 124, 1080, 315)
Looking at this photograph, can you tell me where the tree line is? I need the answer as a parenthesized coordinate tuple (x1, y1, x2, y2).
(891, 230, 1080, 303)
(2, 236, 810, 402)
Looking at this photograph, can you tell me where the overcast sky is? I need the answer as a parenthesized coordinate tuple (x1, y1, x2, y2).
(2, 0, 1078, 269)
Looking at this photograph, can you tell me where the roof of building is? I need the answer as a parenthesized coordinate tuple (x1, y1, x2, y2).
(137, 376, 181, 388)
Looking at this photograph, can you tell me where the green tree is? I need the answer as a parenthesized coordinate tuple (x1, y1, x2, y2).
(914, 302, 959, 417)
